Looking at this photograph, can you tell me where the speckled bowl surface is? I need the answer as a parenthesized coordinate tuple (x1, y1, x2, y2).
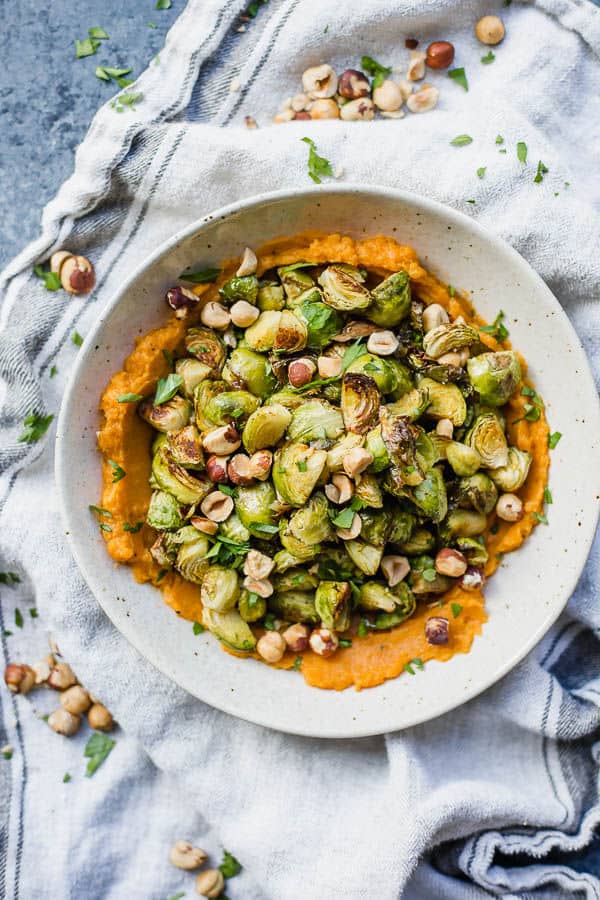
(56, 186, 600, 738)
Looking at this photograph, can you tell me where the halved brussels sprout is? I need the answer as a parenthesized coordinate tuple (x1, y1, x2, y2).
(238, 589, 267, 622)
(194, 379, 226, 432)
(412, 466, 448, 523)
(202, 608, 256, 652)
(439, 509, 487, 540)
(354, 472, 384, 508)
(265, 389, 307, 411)
(275, 569, 319, 593)
(387, 359, 414, 400)
(219, 274, 259, 305)
(344, 539, 383, 575)
(288, 400, 344, 443)
(455, 473, 498, 515)
(279, 521, 321, 561)
(465, 413, 509, 469)
(185, 327, 226, 375)
(166, 424, 205, 470)
(273, 310, 308, 354)
(346, 354, 399, 395)
(244, 311, 282, 352)
(204, 390, 261, 427)
(219, 513, 250, 546)
(234, 481, 277, 537)
(222, 348, 277, 399)
(418, 377, 467, 426)
(371, 583, 415, 628)
(318, 266, 372, 312)
(174, 528, 211, 584)
(409, 558, 451, 595)
(379, 410, 424, 486)
(446, 441, 481, 476)
(365, 426, 391, 473)
(365, 270, 411, 327)
(335, 263, 367, 282)
(359, 582, 398, 613)
(146, 490, 183, 531)
(423, 322, 479, 360)
(298, 299, 343, 349)
(288, 492, 335, 545)
(257, 280, 285, 311)
(455, 536, 489, 567)
(489, 446, 532, 492)
(397, 527, 435, 555)
(273, 549, 306, 573)
(467, 351, 521, 407)
(269, 591, 319, 624)
(150, 531, 178, 568)
(273, 443, 327, 507)
(278, 265, 315, 301)
(358, 509, 391, 546)
(152, 448, 212, 505)
(387, 508, 417, 546)
(285, 285, 323, 311)
(175, 359, 212, 398)
(326, 433, 365, 472)
(386, 387, 430, 422)
(139, 396, 191, 433)
(341, 373, 380, 434)
(315, 581, 351, 631)
(200, 565, 240, 612)
(242, 404, 292, 454)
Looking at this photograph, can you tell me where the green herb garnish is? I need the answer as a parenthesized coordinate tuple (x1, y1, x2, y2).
(63, 772, 71, 783)
(108, 459, 126, 483)
(361, 55, 392, 89)
(481, 51, 495, 64)
(450, 134, 473, 147)
(0, 572, 21, 585)
(548, 431, 562, 449)
(117, 393, 143, 403)
(448, 67, 468, 91)
(517, 141, 528, 163)
(253, 523, 279, 535)
(544, 487, 553, 504)
(3, 748, 13, 760)
(155, 373, 183, 404)
(14, 609, 23, 629)
(534, 160, 549, 183)
(480, 310, 509, 341)
(193, 621, 205, 635)
(477, 167, 486, 178)
(301, 136, 333, 184)
(451, 602, 463, 618)
(495, 134, 504, 145)
(155, 0, 172, 7)
(532, 512, 548, 525)
(89, 505, 113, 519)
(296, 460, 308, 472)
(263, 613, 276, 631)
(50, 365, 58, 378)
(219, 850, 242, 878)
(123, 521, 143, 533)
(75, 38, 100, 58)
(329, 507, 355, 530)
(338, 638, 353, 648)
(84, 733, 116, 776)
(179, 267, 221, 284)
(34, 265, 61, 291)
(218, 484, 236, 497)
(18, 411, 54, 444)
(99, 523, 112, 532)
(88, 26, 109, 40)
(72, 331, 84, 347)
(293, 655, 303, 670)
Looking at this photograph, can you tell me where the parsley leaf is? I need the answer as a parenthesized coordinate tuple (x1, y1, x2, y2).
(179, 267, 221, 283)
(89, 505, 113, 519)
(84, 733, 116, 777)
(18, 411, 54, 444)
(63, 773, 71, 783)
(450, 134, 473, 147)
(156, 0, 172, 7)
(548, 431, 562, 449)
(123, 521, 143, 533)
(532, 511, 548, 525)
(72, 331, 84, 347)
(88, 26, 109, 40)
(338, 638, 353, 648)
(451, 602, 463, 618)
(296, 459, 308, 472)
(422, 568, 437, 583)
(517, 141, 528, 163)
(448, 67, 468, 91)
(361, 55, 392, 89)
(481, 51, 495, 64)
(252, 523, 279, 535)
(495, 134, 504, 145)
(219, 850, 242, 878)
(15, 609, 23, 629)
(75, 38, 100, 58)
(404, 662, 415, 675)
(293, 655, 303, 670)
(329, 507, 356, 530)
(108, 459, 126, 483)
(534, 160, 549, 183)
(0, 572, 21, 586)
(301, 136, 333, 184)
(155, 373, 183, 404)
(477, 166, 486, 178)
(147, 21, 158, 28)
(263, 613, 276, 631)
(218, 484, 236, 497)
(3, 748, 13, 760)
(34, 265, 61, 291)
(193, 621, 205, 635)
(49, 365, 58, 378)
(480, 310, 509, 341)
(544, 487, 553, 504)
(117, 393, 143, 403)
(111, 92, 143, 112)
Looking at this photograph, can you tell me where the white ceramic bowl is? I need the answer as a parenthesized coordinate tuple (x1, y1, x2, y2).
(56, 186, 600, 738)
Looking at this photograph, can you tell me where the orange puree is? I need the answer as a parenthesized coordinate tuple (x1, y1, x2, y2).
(97, 232, 549, 690)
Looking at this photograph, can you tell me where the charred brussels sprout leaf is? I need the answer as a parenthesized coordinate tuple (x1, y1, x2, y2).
(152, 448, 212, 505)
(354, 472, 384, 508)
(489, 446, 532, 492)
(366, 270, 411, 327)
(288, 400, 344, 443)
(386, 387, 430, 422)
(465, 413, 509, 469)
(138, 395, 191, 433)
(341, 373, 380, 434)
(397, 527, 435, 555)
(273, 443, 327, 507)
(243, 404, 292, 453)
(446, 441, 481, 476)
(387, 509, 417, 546)
(423, 322, 479, 359)
(243, 311, 282, 352)
(274, 310, 308, 354)
(439, 509, 487, 541)
(315, 581, 352, 631)
(372, 583, 415, 628)
(257, 280, 285, 311)
(359, 582, 398, 613)
(146, 490, 183, 530)
(467, 351, 521, 406)
(202, 608, 257, 652)
(174, 528, 211, 584)
(412, 466, 448, 522)
(455, 472, 498, 515)
(359, 509, 391, 547)
(175, 359, 213, 398)
(278, 265, 315, 302)
(166, 424, 205, 469)
(318, 266, 372, 312)
(288, 492, 334, 546)
(344, 539, 383, 575)
(219, 274, 259, 304)
(346, 353, 403, 395)
(184, 327, 226, 375)
(365, 426, 391, 473)
(200, 565, 241, 612)
(418, 378, 467, 426)
(298, 299, 343, 349)
(275, 569, 319, 593)
(219, 513, 251, 546)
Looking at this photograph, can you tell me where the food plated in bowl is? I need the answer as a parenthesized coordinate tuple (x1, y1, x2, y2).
(56, 187, 600, 737)
(97, 233, 548, 691)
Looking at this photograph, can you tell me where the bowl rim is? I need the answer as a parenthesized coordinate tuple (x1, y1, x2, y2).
(55, 184, 600, 737)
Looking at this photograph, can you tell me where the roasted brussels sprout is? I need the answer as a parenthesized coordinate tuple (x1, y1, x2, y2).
(275, 569, 319, 593)
(139, 395, 191, 433)
(146, 490, 183, 531)
(386, 359, 414, 400)
(174, 528, 211, 584)
(219, 513, 250, 545)
(273, 443, 327, 507)
(354, 472, 384, 508)
(278, 265, 315, 301)
(238, 589, 267, 622)
(379, 410, 425, 487)
(365, 426, 391, 473)
(152, 448, 212, 505)
(185, 327, 226, 375)
(358, 582, 398, 613)
(440, 509, 487, 540)
(279, 521, 321, 561)
(346, 353, 399, 394)
(318, 265, 372, 312)
(344, 539, 383, 575)
(315, 581, 351, 631)
(370, 583, 415, 628)
(273, 310, 308, 354)
(326, 433, 365, 472)
(298, 299, 343, 349)
(397, 527, 435, 555)
(222, 348, 277, 398)
(386, 387, 430, 422)
(341, 373, 380, 434)
(455, 472, 498, 515)
(288, 400, 344, 443)
(269, 591, 319, 624)
(467, 351, 521, 407)
(234, 481, 277, 537)
(273, 549, 306, 573)
(418, 377, 467, 426)
(423, 322, 479, 360)
(150, 531, 178, 568)
(359, 509, 391, 546)
(204, 390, 260, 426)
(201, 565, 241, 612)
(409, 558, 451, 595)
(193, 379, 226, 432)
(489, 447, 532, 492)
(365, 270, 411, 327)
(166, 424, 205, 470)
(257, 280, 285, 311)
(387, 509, 417, 546)
(202, 608, 256, 651)
(455, 536, 489, 567)
(244, 311, 282, 352)
(242, 404, 292, 454)
(219, 274, 259, 304)
(265, 389, 307, 411)
(446, 441, 481, 476)
(465, 413, 509, 469)
(288, 492, 335, 545)
(175, 359, 212, 398)
(412, 466, 448, 522)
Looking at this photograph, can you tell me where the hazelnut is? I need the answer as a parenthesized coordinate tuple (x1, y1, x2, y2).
(228, 453, 256, 486)
(200, 301, 231, 331)
(288, 357, 317, 387)
(302, 64, 338, 99)
(200, 491, 234, 523)
(244, 549, 275, 581)
(293, 111, 311, 120)
(336, 512, 362, 541)
(282, 623, 310, 652)
(339, 98, 375, 121)
(425, 616, 449, 645)
(206, 455, 229, 483)
(230, 300, 259, 328)
(32, 656, 53, 685)
(202, 425, 241, 456)
(325, 473, 354, 505)
(437, 350, 468, 367)
(317, 355, 343, 378)
(426, 41, 455, 69)
(243, 576, 273, 599)
(460, 566, 485, 592)
(435, 419, 454, 440)
(273, 109, 294, 124)
(88, 702, 114, 731)
(169, 840, 208, 871)
(496, 493, 524, 522)
(50, 250, 73, 274)
(256, 631, 286, 663)
(343, 447, 374, 479)
(381, 555, 410, 587)
(423, 303, 450, 333)
(60, 685, 91, 715)
(236, 246, 258, 277)
(309, 627, 339, 657)
(407, 50, 426, 81)
(4, 663, 36, 695)
(475, 15, 505, 45)
(338, 69, 371, 99)
(48, 709, 81, 736)
(435, 548, 468, 578)
(244, 115, 258, 129)
(310, 98, 340, 119)
(372, 80, 404, 112)
(248, 449, 273, 481)
(405, 37, 419, 49)
(195, 868, 225, 898)
(291, 92, 310, 111)
(190, 516, 219, 536)
(366, 330, 399, 356)
(48, 662, 77, 691)
(165, 286, 199, 318)
(380, 110, 405, 120)
(406, 83, 439, 113)
(60, 255, 95, 294)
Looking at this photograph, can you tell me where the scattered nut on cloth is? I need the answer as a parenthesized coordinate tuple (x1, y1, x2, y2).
(1, 0, 600, 897)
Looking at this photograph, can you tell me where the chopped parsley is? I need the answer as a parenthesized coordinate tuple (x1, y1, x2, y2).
(14, 609, 23, 629)
(534, 160, 549, 183)
(448, 285, 456, 297)
(0, 572, 21, 586)
(72, 331, 84, 347)
(147, 21, 158, 28)
(219, 850, 242, 878)
(2, 748, 13, 760)
(117, 393, 143, 403)
(450, 134, 473, 147)
(477, 167, 486, 178)
(293, 655, 303, 670)
(29, 608, 38, 619)
(495, 134, 504, 145)
(63, 772, 71, 783)
(218, 484, 236, 497)
(481, 51, 495, 64)
(338, 638, 353, 648)
(357, 619, 370, 637)
(193, 621, 205, 635)
(111, 92, 144, 113)
(329, 507, 355, 530)
(123, 521, 143, 533)
(84, 732, 116, 777)
(544, 487, 553, 505)
(349, 496, 368, 511)
(178, 267, 221, 283)
(448, 67, 468, 91)
(451, 602, 463, 618)
(361, 55, 392, 89)
(96, 66, 133, 85)
(252, 523, 279, 535)
(162, 349, 175, 368)
(155, 569, 168, 583)
(532, 511, 548, 525)
(18, 411, 54, 444)
(49, 365, 58, 378)
(548, 431, 562, 449)
(155, 373, 183, 404)
(422, 568, 437, 583)
(99, 523, 112, 533)
(34, 265, 61, 291)
(88, 26, 109, 40)
(296, 460, 308, 472)
(517, 141, 528, 163)
(514, 385, 543, 423)
(301, 136, 333, 184)
(75, 38, 100, 58)
(89, 505, 113, 519)
(155, 0, 172, 7)
(480, 310, 509, 341)
(108, 459, 126, 483)
(263, 613, 276, 631)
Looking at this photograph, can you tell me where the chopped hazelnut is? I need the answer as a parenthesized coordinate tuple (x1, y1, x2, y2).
(336, 512, 362, 541)
(423, 303, 450, 333)
(381, 555, 410, 587)
(195, 868, 225, 898)
(366, 330, 399, 356)
(317, 355, 343, 378)
(243, 576, 273, 599)
(236, 246, 258, 277)
(200, 491, 234, 523)
(190, 516, 219, 536)
(60, 255, 95, 294)
(475, 15, 505, 45)
(169, 840, 208, 871)
(302, 64, 338, 99)
(200, 301, 231, 330)
(244, 549, 275, 581)
(206, 455, 229, 483)
(338, 69, 370, 99)
(406, 83, 439, 113)
(425, 616, 449, 645)
(282, 623, 310, 652)
(309, 628, 339, 657)
(202, 425, 241, 456)
(339, 98, 375, 121)
(343, 447, 374, 478)
(228, 454, 256, 486)
(372, 80, 404, 112)
(48, 662, 77, 691)
(435, 548, 467, 577)
(496, 493, 524, 522)
(407, 50, 426, 81)
(230, 300, 259, 328)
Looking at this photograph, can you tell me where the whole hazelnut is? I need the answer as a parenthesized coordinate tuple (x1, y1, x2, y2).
(195, 868, 225, 898)
(302, 63, 338, 99)
(372, 80, 404, 112)
(338, 69, 370, 99)
(496, 493, 524, 522)
(293, 111, 311, 120)
(309, 627, 339, 658)
(282, 623, 310, 652)
(88, 702, 114, 732)
(460, 566, 485, 592)
(426, 41, 455, 69)
(339, 97, 375, 121)
(257, 631, 286, 663)
(60, 685, 91, 715)
(48, 708, 81, 737)
(50, 250, 73, 274)
(165, 286, 198, 318)
(288, 357, 316, 387)
(60, 255, 95, 295)
(435, 548, 468, 578)
(228, 454, 256, 486)
(425, 616, 449, 645)
(169, 840, 208, 871)
(206, 455, 229, 484)
(310, 99, 340, 120)
(47, 662, 77, 691)
(475, 15, 505, 45)
(248, 449, 273, 481)
(4, 663, 36, 695)
(190, 516, 219, 536)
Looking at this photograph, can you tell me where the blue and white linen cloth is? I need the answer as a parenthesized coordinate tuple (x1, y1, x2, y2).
(1, 0, 600, 897)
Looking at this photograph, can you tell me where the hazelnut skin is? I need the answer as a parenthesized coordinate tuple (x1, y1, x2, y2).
(60, 255, 95, 295)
